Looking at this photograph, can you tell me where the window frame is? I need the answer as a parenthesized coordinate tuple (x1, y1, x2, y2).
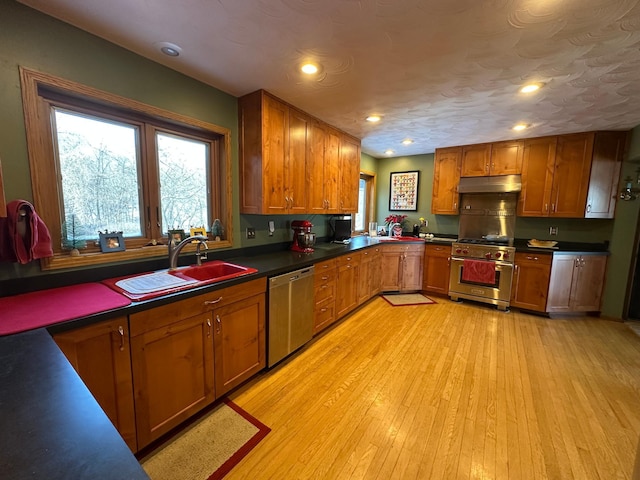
(353, 170, 376, 235)
(19, 67, 233, 270)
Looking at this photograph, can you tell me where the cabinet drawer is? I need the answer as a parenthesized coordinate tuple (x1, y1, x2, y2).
(130, 277, 266, 336)
(515, 252, 552, 265)
(382, 243, 425, 254)
(314, 299, 336, 333)
(315, 278, 336, 304)
(426, 244, 451, 257)
(337, 252, 361, 267)
(315, 258, 338, 272)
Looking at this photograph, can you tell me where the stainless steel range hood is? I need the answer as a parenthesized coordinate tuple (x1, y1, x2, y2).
(457, 174, 522, 193)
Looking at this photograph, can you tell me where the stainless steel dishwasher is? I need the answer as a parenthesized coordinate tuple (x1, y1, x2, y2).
(268, 266, 315, 367)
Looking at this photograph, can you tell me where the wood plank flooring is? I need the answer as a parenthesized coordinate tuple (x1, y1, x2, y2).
(228, 297, 640, 479)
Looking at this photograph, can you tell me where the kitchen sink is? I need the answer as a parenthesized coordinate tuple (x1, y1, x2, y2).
(104, 261, 258, 301)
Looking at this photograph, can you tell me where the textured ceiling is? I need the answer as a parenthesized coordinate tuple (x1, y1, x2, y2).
(17, 0, 640, 157)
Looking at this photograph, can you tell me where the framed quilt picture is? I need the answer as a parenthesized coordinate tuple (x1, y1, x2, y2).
(389, 171, 419, 211)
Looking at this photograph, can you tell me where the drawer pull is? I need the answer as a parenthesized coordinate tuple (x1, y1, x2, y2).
(118, 325, 125, 351)
(204, 296, 223, 306)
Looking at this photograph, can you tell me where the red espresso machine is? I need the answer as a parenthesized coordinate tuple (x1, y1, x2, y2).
(291, 220, 316, 253)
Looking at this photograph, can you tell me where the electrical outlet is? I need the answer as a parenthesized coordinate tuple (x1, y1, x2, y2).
(246, 227, 256, 239)
(549, 226, 558, 235)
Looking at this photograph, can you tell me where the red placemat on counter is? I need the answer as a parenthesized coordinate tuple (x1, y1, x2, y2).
(0, 283, 132, 335)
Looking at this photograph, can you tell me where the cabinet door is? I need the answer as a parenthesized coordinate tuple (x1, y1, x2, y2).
(357, 249, 373, 304)
(461, 144, 491, 177)
(547, 255, 578, 313)
(511, 253, 551, 312)
(432, 147, 461, 214)
(262, 94, 289, 213)
(53, 317, 137, 452)
(518, 137, 556, 216)
(422, 245, 451, 295)
(306, 121, 327, 213)
(287, 109, 309, 214)
(585, 131, 626, 219)
(131, 312, 214, 448)
(401, 246, 424, 292)
(324, 128, 341, 214)
(339, 134, 361, 213)
(213, 293, 266, 396)
(380, 249, 403, 291)
(491, 140, 523, 175)
(368, 247, 382, 297)
(551, 133, 594, 217)
(571, 255, 607, 311)
(336, 254, 359, 317)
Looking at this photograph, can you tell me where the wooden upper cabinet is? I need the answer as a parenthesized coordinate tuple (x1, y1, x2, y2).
(491, 140, 524, 175)
(460, 143, 491, 177)
(239, 89, 360, 214)
(585, 131, 626, 219)
(432, 146, 461, 215)
(339, 134, 361, 213)
(551, 132, 595, 217)
(238, 90, 289, 214)
(287, 108, 310, 214)
(518, 136, 557, 216)
(460, 140, 523, 177)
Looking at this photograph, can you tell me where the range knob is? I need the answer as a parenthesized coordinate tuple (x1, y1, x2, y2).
(485, 252, 491, 259)
(503, 251, 510, 259)
(495, 252, 502, 259)
(455, 248, 462, 254)
(462, 249, 469, 255)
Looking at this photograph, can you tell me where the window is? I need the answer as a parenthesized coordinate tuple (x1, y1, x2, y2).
(354, 171, 376, 234)
(20, 67, 232, 269)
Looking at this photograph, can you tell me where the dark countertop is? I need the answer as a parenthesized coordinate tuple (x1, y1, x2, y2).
(0, 329, 149, 480)
(1, 233, 610, 478)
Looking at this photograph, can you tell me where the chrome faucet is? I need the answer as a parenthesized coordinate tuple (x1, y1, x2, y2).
(168, 235, 208, 270)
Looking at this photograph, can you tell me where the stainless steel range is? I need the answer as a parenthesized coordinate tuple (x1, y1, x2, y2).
(448, 175, 520, 311)
(449, 240, 515, 311)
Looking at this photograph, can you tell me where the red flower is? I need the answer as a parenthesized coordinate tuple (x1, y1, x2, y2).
(384, 214, 407, 225)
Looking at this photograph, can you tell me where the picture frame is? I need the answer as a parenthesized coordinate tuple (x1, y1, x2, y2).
(168, 229, 186, 243)
(189, 227, 207, 240)
(99, 231, 125, 253)
(389, 170, 419, 211)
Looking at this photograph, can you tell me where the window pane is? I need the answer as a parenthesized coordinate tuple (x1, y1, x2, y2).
(157, 132, 209, 233)
(54, 109, 142, 242)
(355, 177, 366, 231)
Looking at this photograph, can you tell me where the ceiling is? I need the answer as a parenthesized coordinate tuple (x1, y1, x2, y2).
(18, 0, 640, 158)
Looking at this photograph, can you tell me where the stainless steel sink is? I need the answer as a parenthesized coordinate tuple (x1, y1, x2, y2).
(105, 261, 258, 301)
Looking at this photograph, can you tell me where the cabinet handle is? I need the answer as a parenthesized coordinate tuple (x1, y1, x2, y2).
(321, 275, 329, 280)
(544, 203, 548, 212)
(215, 314, 221, 334)
(206, 318, 212, 337)
(551, 203, 556, 213)
(118, 325, 125, 352)
(204, 296, 223, 305)
(453, 202, 457, 210)
(320, 308, 327, 313)
(586, 204, 591, 213)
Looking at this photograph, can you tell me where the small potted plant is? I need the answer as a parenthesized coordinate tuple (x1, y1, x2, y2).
(384, 214, 408, 237)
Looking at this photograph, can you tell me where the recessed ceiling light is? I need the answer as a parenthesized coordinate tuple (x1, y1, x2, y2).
(384, 149, 395, 155)
(402, 139, 414, 145)
(512, 123, 529, 131)
(520, 83, 544, 93)
(366, 115, 382, 123)
(156, 42, 182, 57)
(300, 63, 319, 75)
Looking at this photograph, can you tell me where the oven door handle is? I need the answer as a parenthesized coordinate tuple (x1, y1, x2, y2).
(451, 257, 513, 268)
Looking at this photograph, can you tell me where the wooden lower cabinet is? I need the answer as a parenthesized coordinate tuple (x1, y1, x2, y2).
(53, 316, 137, 451)
(380, 244, 424, 292)
(313, 258, 338, 334)
(130, 311, 215, 448)
(546, 253, 607, 313)
(422, 244, 451, 295)
(129, 277, 266, 449)
(213, 292, 265, 396)
(511, 252, 552, 312)
(336, 252, 361, 318)
(358, 247, 382, 304)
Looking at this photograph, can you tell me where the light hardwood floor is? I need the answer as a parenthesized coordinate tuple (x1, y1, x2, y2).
(228, 296, 640, 479)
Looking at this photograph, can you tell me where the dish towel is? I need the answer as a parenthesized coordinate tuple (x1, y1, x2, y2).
(0, 200, 53, 264)
(462, 259, 496, 284)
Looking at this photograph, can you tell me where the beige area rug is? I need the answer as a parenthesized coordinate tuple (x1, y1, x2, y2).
(140, 399, 270, 480)
(382, 293, 436, 306)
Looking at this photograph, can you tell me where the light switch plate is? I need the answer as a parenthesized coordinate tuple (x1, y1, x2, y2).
(268, 220, 275, 236)
(549, 226, 558, 235)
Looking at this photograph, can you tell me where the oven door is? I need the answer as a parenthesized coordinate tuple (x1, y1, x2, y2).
(448, 257, 514, 309)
